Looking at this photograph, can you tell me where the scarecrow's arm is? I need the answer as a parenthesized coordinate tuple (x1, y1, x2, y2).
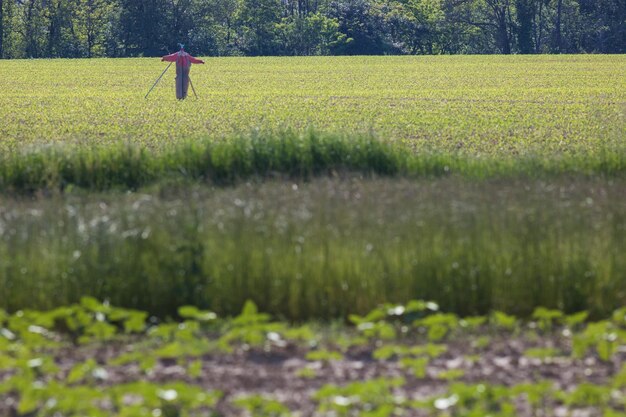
(189, 55, 205, 64)
(161, 53, 178, 62)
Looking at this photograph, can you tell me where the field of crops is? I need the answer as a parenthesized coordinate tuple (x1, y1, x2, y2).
(0, 54, 624, 316)
(1, 298, 626, 417)
(0, 55, 624, 193)
(0, 55, 625, 414)
(1, 55, 624, 155)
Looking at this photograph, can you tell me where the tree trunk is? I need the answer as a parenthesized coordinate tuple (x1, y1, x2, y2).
(516, 0, 534, 53)
(495, 6, 511, 54)
(485, 1, 512, 54)
(0, 0, 4, 58)
(534, 0, 544, 53)
(554, 0, 563, 52)
(25, 0, 37, 58)
(226, 17, 231, 45)
(47, 1, 61, 57)
(87, 16, 94, 58)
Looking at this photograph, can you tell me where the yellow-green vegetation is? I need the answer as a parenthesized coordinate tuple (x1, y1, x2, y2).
(2, 54, 624, 417)
(0, 56, 624, 192)
(1, 298, 625, 416)
(1, 132, 624, 193)
(1, 55, 624, 155)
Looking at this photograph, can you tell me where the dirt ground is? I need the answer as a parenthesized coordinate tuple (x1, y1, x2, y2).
(2, 332, 624, 417)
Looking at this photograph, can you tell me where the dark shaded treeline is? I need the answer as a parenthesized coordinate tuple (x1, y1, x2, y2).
(0, 0, 624, 58)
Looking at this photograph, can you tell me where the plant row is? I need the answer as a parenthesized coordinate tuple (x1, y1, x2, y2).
(1, 298, 626, 416)
(1, 131, 625, 193)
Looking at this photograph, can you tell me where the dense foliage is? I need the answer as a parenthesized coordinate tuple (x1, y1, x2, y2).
(0, 0, 624, 58)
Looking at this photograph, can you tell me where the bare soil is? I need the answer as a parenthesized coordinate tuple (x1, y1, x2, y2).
(1, 333, 624, 416)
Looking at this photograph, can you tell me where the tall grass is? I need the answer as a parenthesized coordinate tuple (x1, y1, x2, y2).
(0, 131, 624, 193)
(1, 177, 624, 320)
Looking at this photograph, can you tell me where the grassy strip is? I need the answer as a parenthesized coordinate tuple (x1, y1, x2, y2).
(1, 178, 624, 319)
(1, 131, 625, 192)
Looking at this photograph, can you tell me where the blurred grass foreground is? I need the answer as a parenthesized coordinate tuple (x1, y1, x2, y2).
(1, 177, 624, 320)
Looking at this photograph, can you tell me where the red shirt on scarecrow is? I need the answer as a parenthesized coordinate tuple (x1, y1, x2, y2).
(161, 46, 204, 99)
(161, 49, 205, 67)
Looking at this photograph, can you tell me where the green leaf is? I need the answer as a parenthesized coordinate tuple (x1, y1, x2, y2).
(348, 314, 364, 325)
(596, 338, 614, 362)
(80, 297, 109, 313)
(178, 306, 216, 322)
(612, 308, 626, 327)
(67, 359, 97, 384)
(400, 357, 429, 378)
(306, 350, 344, 361)
(241, 300, 259, 316)
(491, 311, 517, 330)
(565, 311, 589, 328)
(373, 345, 405, 361)
(18, 387, 41, 415)
(85, 321, 117, 341)
(524, 347, 561, 359)
(124, 312, 148, 333)
(427, 324, 448, 341)
(461, 316, 487, 329)
(187, 360, 203, 378)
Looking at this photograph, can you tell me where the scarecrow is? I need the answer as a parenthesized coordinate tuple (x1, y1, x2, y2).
(145, 44, 205, 100)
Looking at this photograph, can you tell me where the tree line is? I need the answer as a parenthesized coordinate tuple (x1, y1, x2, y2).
(0, 0, 624, 59)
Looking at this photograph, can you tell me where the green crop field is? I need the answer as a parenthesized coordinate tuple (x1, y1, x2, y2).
(0, 55, 624, 317)
(1, 298, 626, 417)
(0, 55, 624, 192)
(1, 55, 624, 154)
(0, 55, 625, 416)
